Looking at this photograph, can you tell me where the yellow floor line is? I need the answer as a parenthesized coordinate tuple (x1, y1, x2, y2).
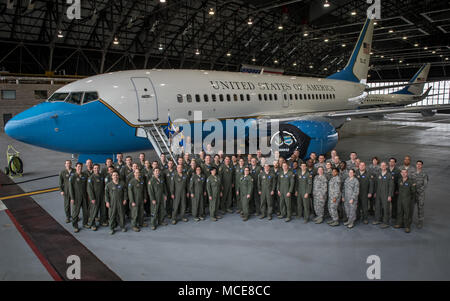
(0, 187, 59, 201)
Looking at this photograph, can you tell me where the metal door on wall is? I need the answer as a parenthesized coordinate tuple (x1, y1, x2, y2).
(131, 77, 158, 121)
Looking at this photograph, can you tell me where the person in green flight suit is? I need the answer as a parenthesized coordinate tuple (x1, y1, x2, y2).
(277, 162, 295, 222)
(128, 169, 148, 232)
(219, 156, 234, 214)
(69, 162, 88, 233)
(394, 169, 416, 233)
(105, 171, 127, 234)
(295, 162, 313, 223)
(147, 168, 168, 230)
(87, 164, 105, 231)
(170, 164, 189, 224)
(258, 164, 276, 220)
(238, 167, 253, 221)
(206, 167, 222, 221)
(59, 159, 75, 223)
(190, 166, 206, 221)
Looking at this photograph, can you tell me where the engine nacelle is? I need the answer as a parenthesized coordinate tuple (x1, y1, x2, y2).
(270, 120, 338, 159)
(421, 110, 436, 117)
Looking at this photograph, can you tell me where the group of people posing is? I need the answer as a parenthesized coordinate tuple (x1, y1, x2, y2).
(59, 149, 428, 235)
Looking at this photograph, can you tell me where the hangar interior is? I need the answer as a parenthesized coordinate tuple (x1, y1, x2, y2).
(0, 0, 450, 281)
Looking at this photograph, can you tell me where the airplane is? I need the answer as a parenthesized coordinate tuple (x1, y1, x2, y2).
(5, 18, 450, 162)
(358, 63, 434, 112)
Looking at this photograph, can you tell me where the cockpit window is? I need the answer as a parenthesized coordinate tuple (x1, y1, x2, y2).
(66, 92, 83, 105)
(47, 92, 69, 102)
(83, 92, 99, 104)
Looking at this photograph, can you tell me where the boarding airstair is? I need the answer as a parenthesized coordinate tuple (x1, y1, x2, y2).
(143, 121, 176, 162)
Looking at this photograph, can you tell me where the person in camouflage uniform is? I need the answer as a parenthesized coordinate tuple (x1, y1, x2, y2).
(327, 168, 341, 227)
(295, 162, 313, 223)
(313, 167, 328, 224)
(258, 164, 276, 220)
(147, 168, 168, 230)
(394, 169, 416, 233)
(278, 162, 295, 222)
(411, 160, 428, 229)
(59, 160, 75, 223)
(190, 166, 206, 221)
(87, 164, 105, 230)
(238, 167, 253, 221)
(342, 169, 360, 229)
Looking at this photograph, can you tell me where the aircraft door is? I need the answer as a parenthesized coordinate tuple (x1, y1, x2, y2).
(131, 77, 158, 121)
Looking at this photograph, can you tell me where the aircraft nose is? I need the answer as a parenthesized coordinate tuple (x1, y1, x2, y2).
(4, 103, 54, 144)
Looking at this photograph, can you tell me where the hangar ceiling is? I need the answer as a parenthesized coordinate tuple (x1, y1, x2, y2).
(0, 0, 449, 80)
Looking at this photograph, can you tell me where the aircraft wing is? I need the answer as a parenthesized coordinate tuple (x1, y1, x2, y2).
(325, 103, 450, 118)
(365, 81, 433, 92)
(257, 103, 450, 121)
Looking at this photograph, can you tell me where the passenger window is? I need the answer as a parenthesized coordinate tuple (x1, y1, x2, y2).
(283, 94, 287, 100)
(212, 94, 217, 102)
(233, 94, 238, 101)
(240, 94, 244, 101)
(219, 94, 224, 102)
(195, 94, 200, 102)
(66, 92, 83, 105)
(295, 94, 298, 100)
(246, 94, 250, 101)
(274, 94, 278, 101)
(204, 94, 209, 102)
(83, 91, 99, 104)
(299, 94, 302, 100)
(289, 94, 293, 100)
(187, 94, 192, 102)
(264, 94, 267, 101)
(227, 94, 231, 102)
(269, 94, 273, 101)
(308, 94, 311, 100)
(177, 94, 183, 103)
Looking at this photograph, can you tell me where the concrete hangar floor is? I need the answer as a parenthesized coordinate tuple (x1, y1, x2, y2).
(0, 113, 449, 281)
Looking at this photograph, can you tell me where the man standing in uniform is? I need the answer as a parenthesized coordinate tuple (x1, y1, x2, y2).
(115, 153, 125, 172)
(147, 168, 168, 230)
(296, 162, 313, 223)
(85, 159, 94, 177)
(258, 164, 276, 220)
(278, 162, 295, 222)
(207, 167, 222, 221)
(327, 168, 341, 227)
(401, 155, 416, 174)
(171, 164, 189, 224)
(388, 158, 400, 218)
(238, 167, 253, 221)
(373, 162, 394, 227)
(249, 158, 262, 216)
(234, 158, 246, 214)
(313, 167, 328, 224)
(101, 158, 114, 178)
(219, 156, 234, 214)
(163, 160, 176, 219)
(105, 171, 127, 234)
(411, 160, 428, 229)
(190, 166, 206, 221)
(356, 162, 374, 225)
(346, 152, 358, 171)
(87, 164, 105, 231)
(69, 162, 88, 233)
(342, 169, 360, 229)
(394, 169, 416, 233)
(128, 169, 148, 232)
(59, 160, 75, 223)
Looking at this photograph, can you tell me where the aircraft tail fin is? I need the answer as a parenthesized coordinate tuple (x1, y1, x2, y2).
(327, 18, 375, 83)
(392, 63, 431, 95)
